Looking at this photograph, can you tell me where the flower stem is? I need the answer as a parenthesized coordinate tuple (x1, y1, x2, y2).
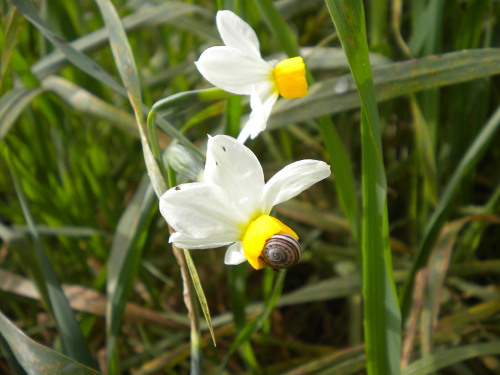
(170, 228, 201, 375)
(146, 88, 232, 166)
(146, 110, 169, 184)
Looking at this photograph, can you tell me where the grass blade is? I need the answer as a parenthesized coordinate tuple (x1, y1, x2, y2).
(269, 48, 500, 128)
(0, 88, 43, 141)
(12, 0, 126, 96)
(400, 104, 500, 317)
(93, 0, 167, 199)
(325, 1, 401, 374)
(93, 0, 142, 120)
(183, 250, 216, 346)
(105, 176, 156, 372)
(92, 4, 207, 374)
(41, 76, 137, 137)
(0, 310, 101, 375)
(32, 2, 207, 78)
(89, 1, 167, 366)
(409, 95, 437, 205)
(6, 154, 97, 368)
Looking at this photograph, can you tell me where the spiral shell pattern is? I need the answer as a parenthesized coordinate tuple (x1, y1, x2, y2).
(260, 234, 301, 270)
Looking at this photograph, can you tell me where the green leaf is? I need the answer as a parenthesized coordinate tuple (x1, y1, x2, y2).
(183, 250, 216, 347)
(12, 0, 126, 96)
(93, 0, 142, 120)
(325, 1, 401, 375)
(269, 48, 500, 129)
(6, 157, 97, 369)
(32, 1, 207, 78)
(93, 0, 167, 199)
(105, 176, 156, 371)
(0, 310, 101, 375)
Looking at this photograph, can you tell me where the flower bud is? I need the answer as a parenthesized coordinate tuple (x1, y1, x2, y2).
(166, 144, 204, 181)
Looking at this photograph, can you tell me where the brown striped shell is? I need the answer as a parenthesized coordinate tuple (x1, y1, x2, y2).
(259, 234, 301, 271)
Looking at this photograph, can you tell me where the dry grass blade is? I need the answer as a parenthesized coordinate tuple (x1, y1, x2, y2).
(0, 269, 186, 329)
(285, 345, 365, 375)
(403, 215, 500, 366)
(401, 268, 427, 368)
(402, 341, 500, 375)
(275, 200, 350, 234)
(435, 301, 500, 343)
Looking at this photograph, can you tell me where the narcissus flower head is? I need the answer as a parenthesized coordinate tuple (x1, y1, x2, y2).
(159, 135, 330, 270)
(195, 10, 308, 143)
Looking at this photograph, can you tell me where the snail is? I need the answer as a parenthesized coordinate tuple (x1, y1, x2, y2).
(259, 233, 301, 271)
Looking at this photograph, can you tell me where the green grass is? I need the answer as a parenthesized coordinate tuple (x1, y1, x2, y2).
(1, 0, 500, 374)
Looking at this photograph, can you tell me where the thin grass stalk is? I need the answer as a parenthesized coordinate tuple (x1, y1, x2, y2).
(391, 0, 413, 58)
(146, 89, 241, 373)
(148, 88, 231, 161)
(170, 227, 202, 375)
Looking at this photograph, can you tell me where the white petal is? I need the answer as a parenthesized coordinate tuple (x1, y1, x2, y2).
(169, 232, 234, 250)
(195, 46, 272, 95)
(159, 182, 243, 240)
(261, 160, 331, 212)
(205, 135, 264, 218)
(216, 11, 261, 58)
(238, 85, 278, 142)
(224, 242, 247, 265)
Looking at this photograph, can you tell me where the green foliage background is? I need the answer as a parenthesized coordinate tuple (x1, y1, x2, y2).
(0, 0, 499, 374)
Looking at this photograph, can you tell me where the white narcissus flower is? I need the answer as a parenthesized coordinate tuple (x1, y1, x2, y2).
(195, 10, 308, 143)
(159, 135, 331, 270)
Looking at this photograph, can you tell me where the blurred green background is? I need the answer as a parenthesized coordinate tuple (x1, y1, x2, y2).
(1, 0, 500, 374)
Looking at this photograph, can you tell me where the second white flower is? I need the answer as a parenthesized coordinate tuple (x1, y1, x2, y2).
(195, 10, 308, 142)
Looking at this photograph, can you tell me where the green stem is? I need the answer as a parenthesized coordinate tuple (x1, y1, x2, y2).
(146, 110, 169, 183)
(147, 88, 233, 163)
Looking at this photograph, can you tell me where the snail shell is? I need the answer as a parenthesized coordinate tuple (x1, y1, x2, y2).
(259, 234, 301, 271)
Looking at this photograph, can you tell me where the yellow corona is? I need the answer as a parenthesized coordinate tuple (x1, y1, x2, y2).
(273, 57, 308, 99)
(242, 214, 299, 269)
